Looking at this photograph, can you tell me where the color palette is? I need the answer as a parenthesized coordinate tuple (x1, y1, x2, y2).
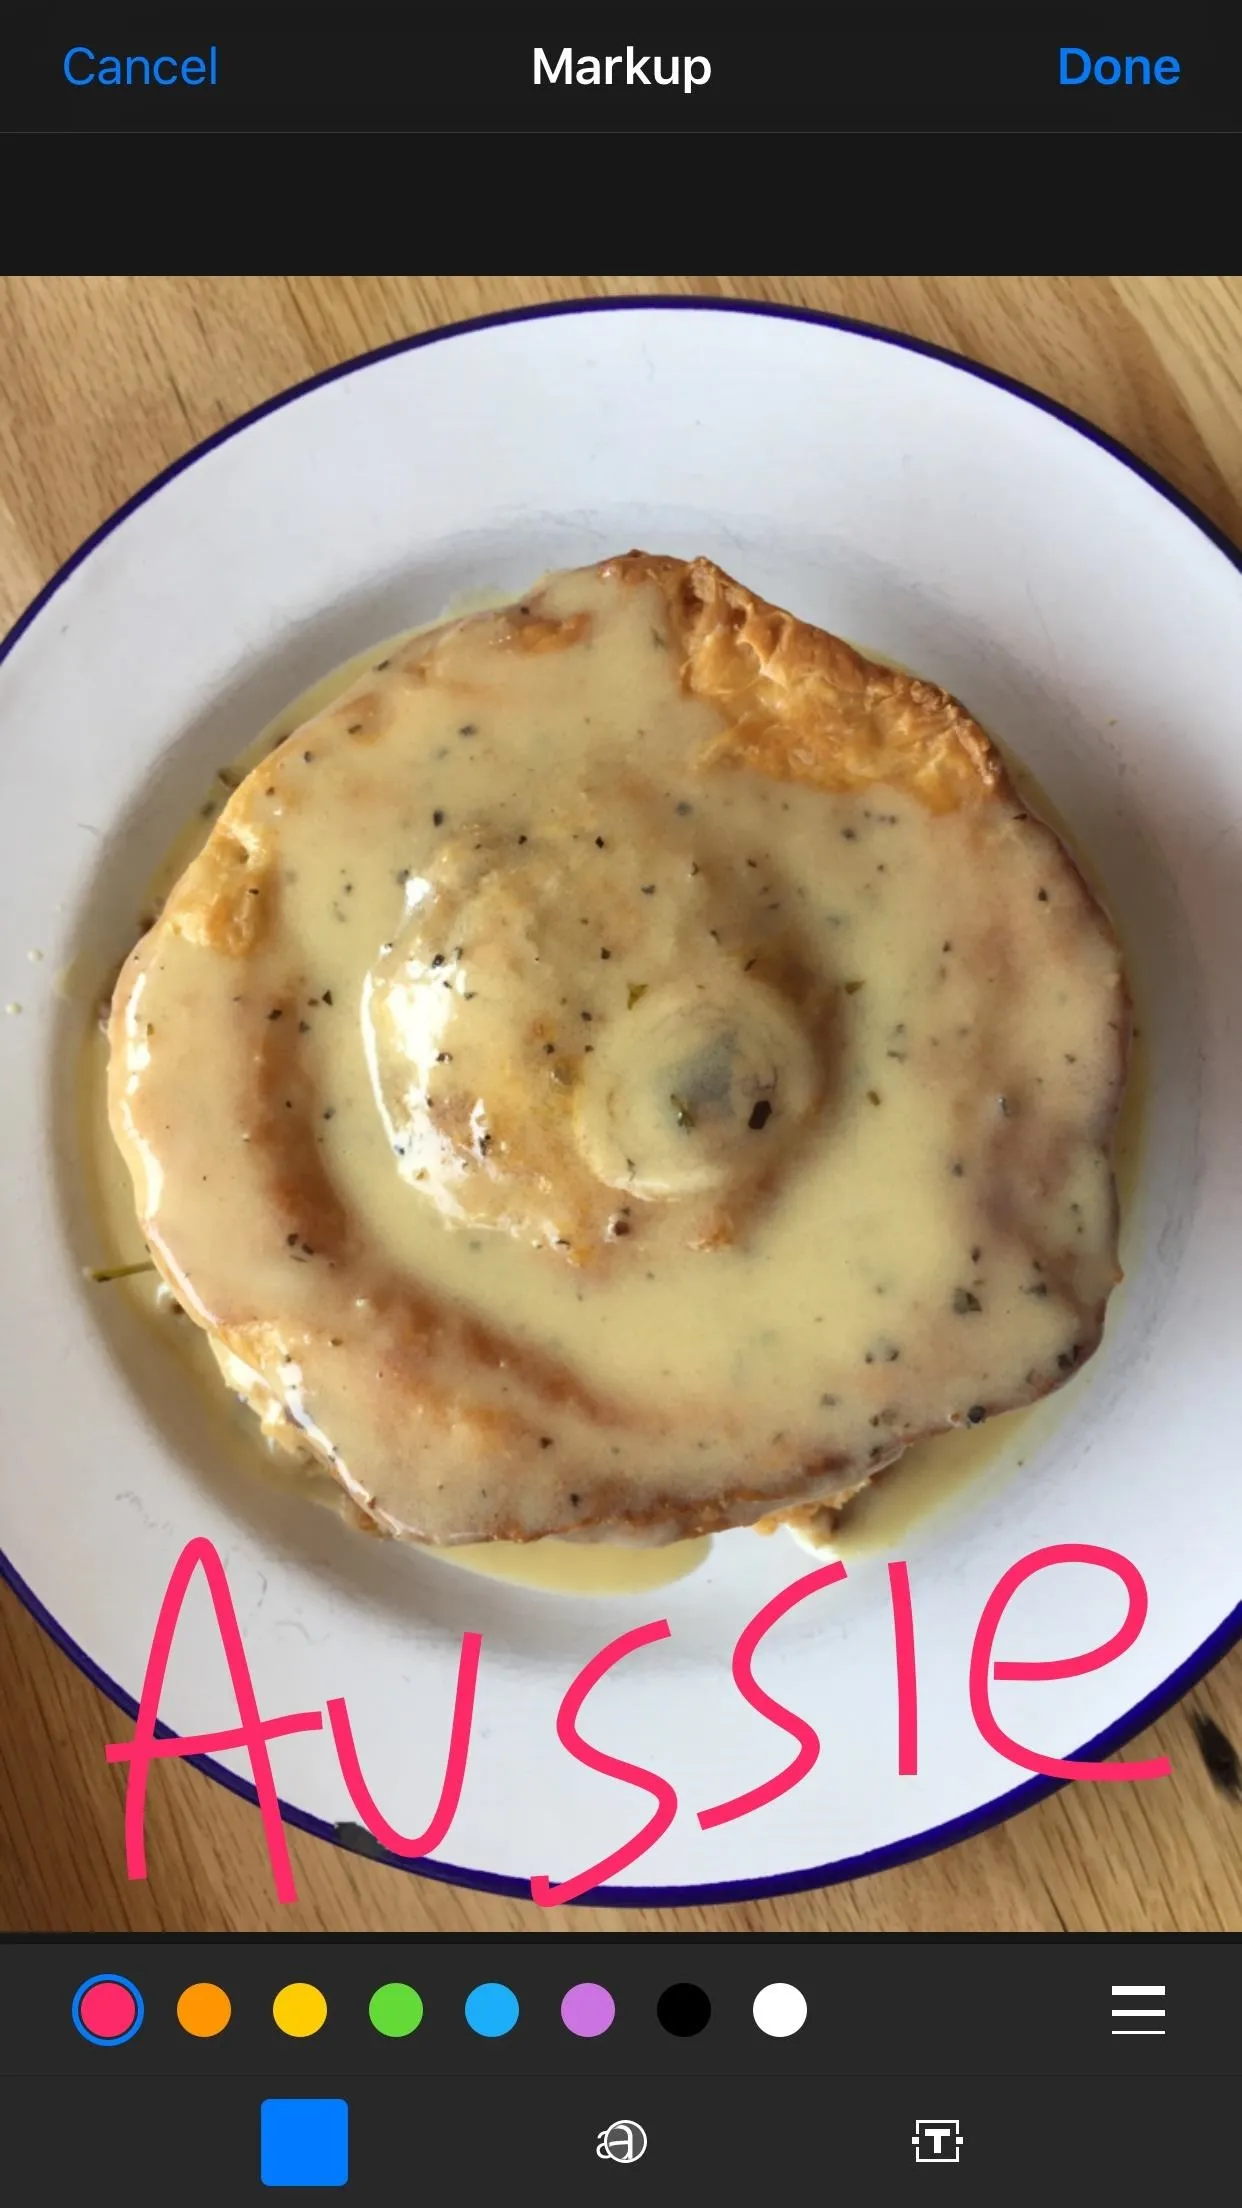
(657, 1983, 711, 2037)
(752, 1983, 808, 2038)
(177, 1982, 232, 2038)
(272, 1983, 328, 2038)
(368, 1982, 424, 2038)
(70, 1966, 815, 2059)
(71, 1974, 143, 2046)
(464, 1982, 519, 2038)
(561, 1982, 615, 2038)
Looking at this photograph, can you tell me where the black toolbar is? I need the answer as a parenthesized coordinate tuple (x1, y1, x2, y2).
(6, 13, 1239, 135)
(0, 1936, 1230, 2197)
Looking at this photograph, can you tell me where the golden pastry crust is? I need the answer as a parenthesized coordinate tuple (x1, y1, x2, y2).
(108, 555, 1128, 1548)
(605, 552, 1004, 811)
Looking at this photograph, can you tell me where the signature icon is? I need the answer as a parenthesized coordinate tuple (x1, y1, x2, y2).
(597, 2120, 648, 2163)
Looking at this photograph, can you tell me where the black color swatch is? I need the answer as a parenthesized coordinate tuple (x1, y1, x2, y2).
(657, 1982, 712, 2037)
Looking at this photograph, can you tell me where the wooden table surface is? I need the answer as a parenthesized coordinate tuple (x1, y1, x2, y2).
(2, 274, 1241, 1939)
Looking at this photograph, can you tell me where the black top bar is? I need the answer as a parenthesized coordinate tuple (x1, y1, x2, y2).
(7, 12, 1239, 133)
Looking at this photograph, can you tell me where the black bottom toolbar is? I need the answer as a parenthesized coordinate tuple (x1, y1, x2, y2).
(1, 1936, 1228, 2198)
(2, 2072, 1215, 2199)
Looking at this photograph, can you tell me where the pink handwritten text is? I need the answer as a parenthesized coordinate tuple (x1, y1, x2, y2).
(104, 1537, 1170, 1906)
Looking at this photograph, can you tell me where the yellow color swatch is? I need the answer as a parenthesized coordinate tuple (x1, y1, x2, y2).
(177, 1981, 232, 2038)
(273, 1981, 328, 2038)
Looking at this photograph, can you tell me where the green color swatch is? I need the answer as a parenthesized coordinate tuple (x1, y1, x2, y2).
(368, 1981, 424, 2037)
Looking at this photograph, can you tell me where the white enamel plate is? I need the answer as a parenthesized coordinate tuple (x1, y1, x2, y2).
(2, 302, 1240, 1905)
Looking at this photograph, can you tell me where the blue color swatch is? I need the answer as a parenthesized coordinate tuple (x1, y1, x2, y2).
(261, 2098, 349, 2188)
(464, 1981, 519, 2038)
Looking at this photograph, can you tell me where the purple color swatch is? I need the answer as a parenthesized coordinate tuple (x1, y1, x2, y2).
(561, 1981, 616, 2038)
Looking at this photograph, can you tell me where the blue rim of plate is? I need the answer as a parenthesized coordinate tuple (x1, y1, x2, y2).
(2, 294, 1240, 1908)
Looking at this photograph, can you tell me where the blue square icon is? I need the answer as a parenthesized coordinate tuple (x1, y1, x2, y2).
(261, 2098, 349, 2187)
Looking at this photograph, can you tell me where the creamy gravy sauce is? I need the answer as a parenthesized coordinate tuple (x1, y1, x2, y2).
(786, 1017, 1144, 1559)
(432, 1530, 712, 1593)
(84, 604, 717, 1593)
(93, 565, 1131, 1573)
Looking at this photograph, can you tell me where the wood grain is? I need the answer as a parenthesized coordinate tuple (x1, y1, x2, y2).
(2, 274, 1240, 1937)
